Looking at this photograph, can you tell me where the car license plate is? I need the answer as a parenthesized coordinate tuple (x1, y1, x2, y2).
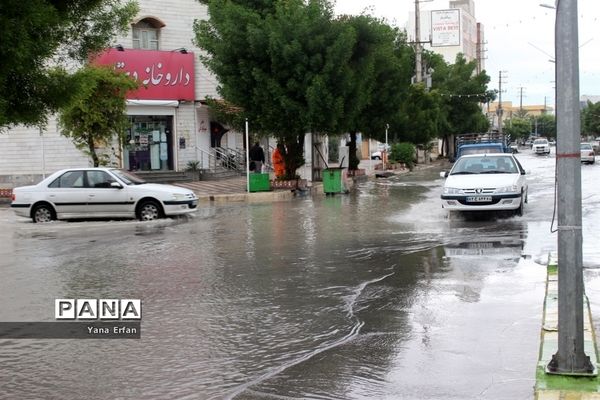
(466, 196, 492, 202)
(191, 200, 198, 206)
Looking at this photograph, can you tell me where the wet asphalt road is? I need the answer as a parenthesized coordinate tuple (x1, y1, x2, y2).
(1, 148, 600, 399)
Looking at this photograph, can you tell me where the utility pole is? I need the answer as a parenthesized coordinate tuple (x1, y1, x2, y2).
(518, 86, 526, 112)
(544, 96, 547, 114)
(547, 0, 594, 375)
(415, 0, 423, 83)
(413, 0, 433, 84)
(497, 71, 508, 133)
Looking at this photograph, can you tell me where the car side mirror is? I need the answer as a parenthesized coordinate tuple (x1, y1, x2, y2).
(440, 171, 449, 178)
(110, 182, 123, 189)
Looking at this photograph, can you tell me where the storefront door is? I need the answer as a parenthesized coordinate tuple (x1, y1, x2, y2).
(124, 116, 173, 171)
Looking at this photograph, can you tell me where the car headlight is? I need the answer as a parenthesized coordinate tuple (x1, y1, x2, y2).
(172, 193, 188, 200)
(495, 185, 519, 194)
(443, 187, 463, 195)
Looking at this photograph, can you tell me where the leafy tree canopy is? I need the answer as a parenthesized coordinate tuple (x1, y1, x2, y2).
(504, 117, 531, 140)
(535, 113, 556, 138)
(0, 0, 138, 128)
(58, 66, 138, 167)
(431, 53, 494, 136)
(582, 101, 600, 137)
(195, 0, 355, 177)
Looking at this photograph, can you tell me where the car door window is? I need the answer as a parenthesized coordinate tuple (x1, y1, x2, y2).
(48, 171, 85, 188)
(86, 171, 117, 188)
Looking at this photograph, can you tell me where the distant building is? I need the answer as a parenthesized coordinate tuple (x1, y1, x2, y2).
(486, 101, 554, 133)
(406, 0, 485, 73)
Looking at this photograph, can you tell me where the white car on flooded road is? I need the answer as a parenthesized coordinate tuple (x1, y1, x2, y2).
(440, 153, 528, 215)
(532, 138, 551, 155)
(11, 168, 198, 223)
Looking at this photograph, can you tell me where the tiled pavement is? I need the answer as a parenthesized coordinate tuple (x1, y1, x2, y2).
(175, 177, 247, 197)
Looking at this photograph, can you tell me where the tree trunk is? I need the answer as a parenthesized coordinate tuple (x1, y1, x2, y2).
(88, 136, 99, 167)
(348, 131, 359, 171)
(282, 134, 305, 180)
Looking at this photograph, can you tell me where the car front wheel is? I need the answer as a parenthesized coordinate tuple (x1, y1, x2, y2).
(136, 200, 163, 221)
(515, 194, 524, 217)
(32, 203, 56, 223)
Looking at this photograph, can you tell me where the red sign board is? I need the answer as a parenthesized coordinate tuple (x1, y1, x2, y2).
(93, 49, 195, 101)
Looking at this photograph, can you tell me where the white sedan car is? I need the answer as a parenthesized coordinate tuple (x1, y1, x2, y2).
(440, 153, 528, 215)
(580, 143, 595, 164)
(532, 138, 551, 155)
(11, 168, 198, 223)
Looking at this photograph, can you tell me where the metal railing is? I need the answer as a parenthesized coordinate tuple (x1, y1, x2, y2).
(195, 146, 246, 174)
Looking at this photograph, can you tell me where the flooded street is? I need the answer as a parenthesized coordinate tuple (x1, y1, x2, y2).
(2, 149, 600, 399)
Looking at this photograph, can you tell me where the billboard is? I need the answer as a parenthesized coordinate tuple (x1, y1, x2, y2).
(431, 9, 461, 47)
(93, 49, 195, 101)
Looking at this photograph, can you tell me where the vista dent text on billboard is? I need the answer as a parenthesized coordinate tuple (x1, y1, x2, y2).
(431, 9, 461, 47)
(93, 48, 195, 101)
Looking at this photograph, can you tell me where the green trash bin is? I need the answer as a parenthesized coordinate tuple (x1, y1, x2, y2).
(323, 168, 343, 194)
(249, 173, 271, 192)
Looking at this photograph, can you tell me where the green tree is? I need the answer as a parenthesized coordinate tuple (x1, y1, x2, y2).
(582, 101, 600, 137)
(536, 113, 556, 138)
(341, 15, 412, 169)
(58, 66, 138, 167)
(195, 0, 354, 179)
(396, 84, 441, 144)
(390, 142, 415, 170)
(335, 15, 406, 170)
(504, 117, 531, 140)
(430, 54, 495, 154)
(0, 0, 138, 129)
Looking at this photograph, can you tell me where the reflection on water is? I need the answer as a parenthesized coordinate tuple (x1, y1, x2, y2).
(0, 164, 546, 400)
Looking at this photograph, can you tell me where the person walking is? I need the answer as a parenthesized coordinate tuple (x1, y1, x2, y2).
(249, 142, 265, 173)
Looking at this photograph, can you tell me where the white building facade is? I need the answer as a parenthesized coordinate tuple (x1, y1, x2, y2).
(0, 0, 244, 187)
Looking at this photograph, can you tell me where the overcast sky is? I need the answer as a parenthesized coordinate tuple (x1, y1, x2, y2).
(334, 0, 600, 108)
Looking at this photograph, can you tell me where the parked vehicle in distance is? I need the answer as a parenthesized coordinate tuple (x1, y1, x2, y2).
(509, 142, 519, 153)
(11, 168, 198, 223)
(371, 143, 391, 160)
(532, 138, 551, 155)
(440, 153, 528, 216)
(453, 132, 511, 161)
(580, 143, 596, 164)
(548, 139, 556, 146)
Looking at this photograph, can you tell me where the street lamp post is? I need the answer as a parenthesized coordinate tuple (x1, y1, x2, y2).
(245, 118, 250, 193)
(384, 123, 389, 171)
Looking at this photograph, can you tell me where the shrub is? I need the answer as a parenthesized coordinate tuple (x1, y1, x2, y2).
(186, 161, 200, 171)
(390, 142, 416, 170)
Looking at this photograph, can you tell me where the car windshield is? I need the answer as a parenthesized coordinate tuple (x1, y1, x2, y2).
(581, 143, 593, 150)
(451, 156, 518, 175)
(110, 169, 147, 185)
(534, 139, 547, 145)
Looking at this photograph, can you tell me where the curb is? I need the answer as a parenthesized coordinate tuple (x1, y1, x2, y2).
(535, 253, 600, 399)
(197, 189, 296, 203)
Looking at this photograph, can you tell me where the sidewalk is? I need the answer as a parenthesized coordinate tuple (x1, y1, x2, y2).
(0, 159, 447, 206)
(177, 177, 297, 203)
(535, 254, 600, 399)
